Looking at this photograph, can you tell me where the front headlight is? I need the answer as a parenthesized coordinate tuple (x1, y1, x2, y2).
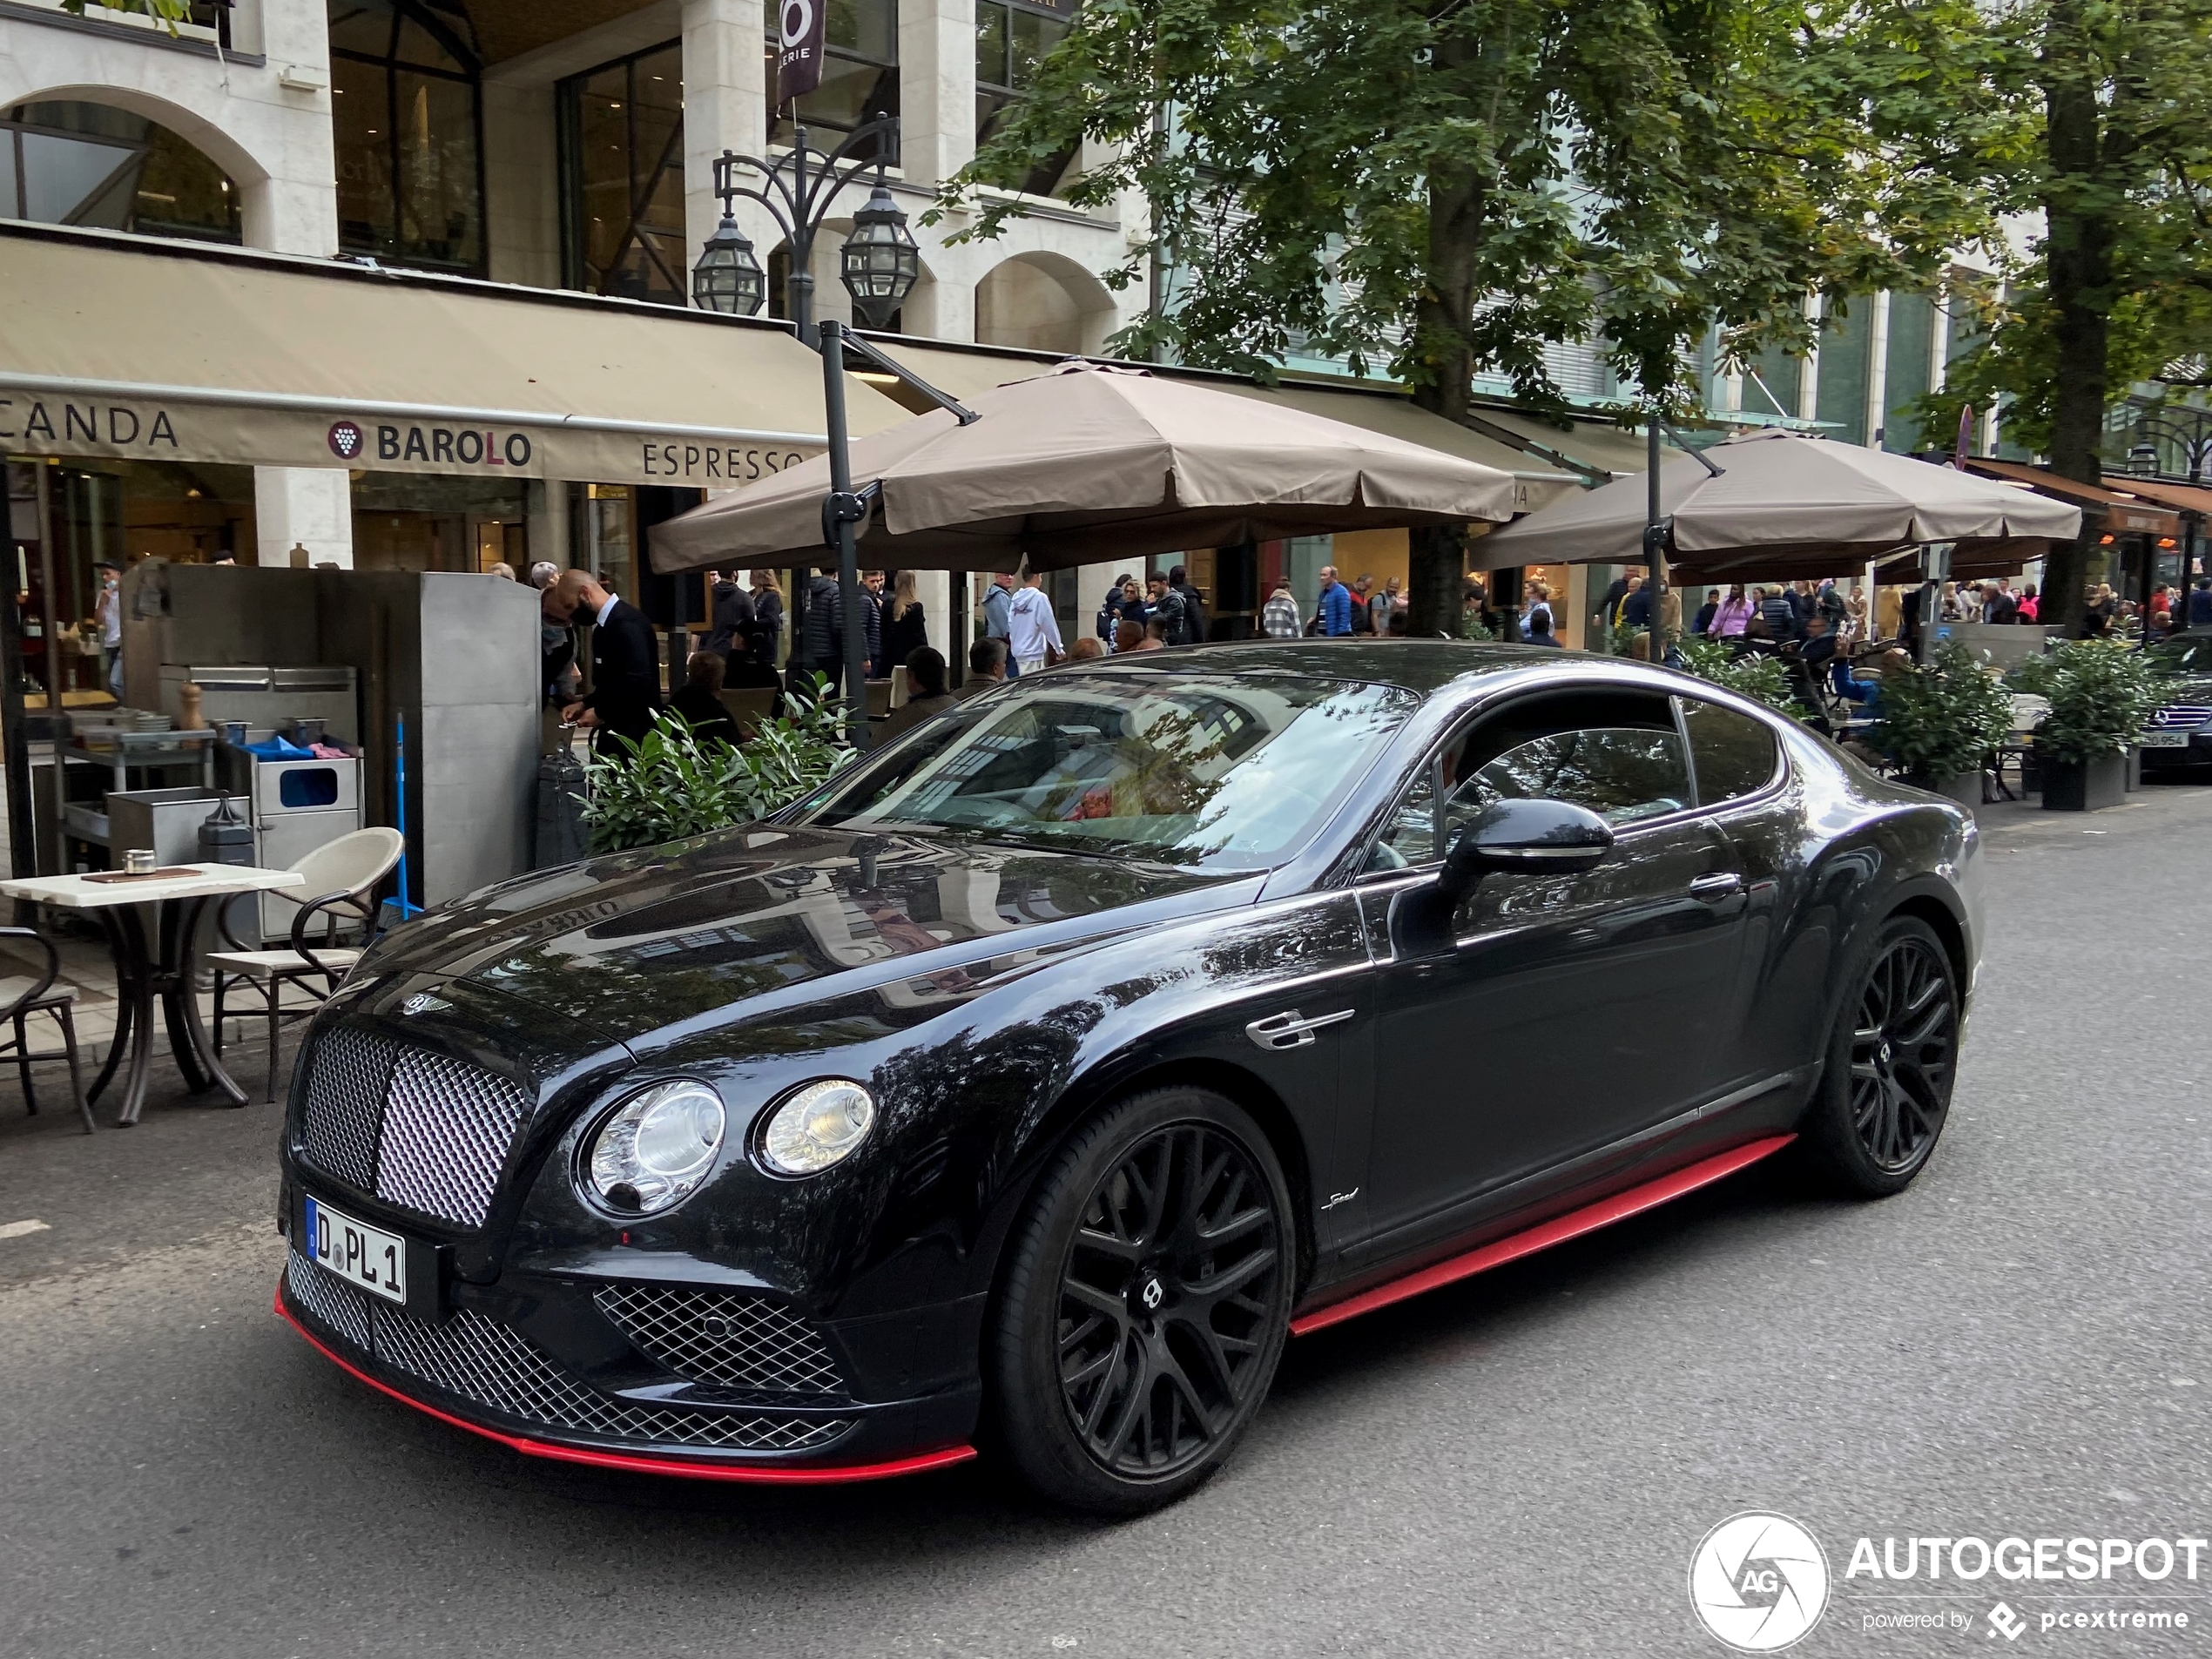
(586, 1081, 726, 1214)
(758, 1079, 876, 1177)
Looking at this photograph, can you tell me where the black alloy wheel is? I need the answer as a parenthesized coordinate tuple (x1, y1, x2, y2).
(991, 1089, 1294, 1514)
(1849, 931, 1955, 1172)
(1803, 914, 1959, 1197)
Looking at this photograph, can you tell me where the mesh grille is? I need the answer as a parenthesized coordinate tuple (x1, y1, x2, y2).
(284, 1251, 848, 1453)
(374, 1050, 529, 1228)
(286, 1249, 371, 1351)
(373, 1305, 850, 1452)
(593, 1284, 847, 1395)
(298, 1027, 398, 1190)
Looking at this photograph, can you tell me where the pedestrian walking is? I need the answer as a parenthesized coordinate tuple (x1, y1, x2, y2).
(881, 570, 928, 671)
(705, 570, 756, 658)
(93, 560, 123, 698)
(2188, 577, 2212, 627)
(1369, 576, 1403, 637)
(1169, 564, 1209, 644)
(749, 570, 786, 657)
(1262, 582, 1302, 639)
(1008, 571, 1063, 673)
(981, 570, 1016, 675)
(1315, 565, 1355, 637)
(1711, 584, 1754, 637)
(1691, 588, 1721, 637)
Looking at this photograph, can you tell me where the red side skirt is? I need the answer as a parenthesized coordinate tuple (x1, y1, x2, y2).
(1290, 1135, 1795, 1337)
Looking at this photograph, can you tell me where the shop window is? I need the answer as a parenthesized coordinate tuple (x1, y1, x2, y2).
(557, 41, 687, 305)
(351, 471, 527, 575)
(329, 0, 486, 276)
(764, 0, 899, 164)
(1, 102, 240, 243)
(1881, 292, 1936, 453)
(974, 0, 1081, 196)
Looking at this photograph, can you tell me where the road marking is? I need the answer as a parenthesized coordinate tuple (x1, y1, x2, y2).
(0, 1218, 51, 1240)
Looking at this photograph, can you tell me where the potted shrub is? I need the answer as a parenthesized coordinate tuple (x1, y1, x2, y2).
(2033, 641, 2167, 812)
(579, 677, 850, 853)
(1868, 644, 2013, 806)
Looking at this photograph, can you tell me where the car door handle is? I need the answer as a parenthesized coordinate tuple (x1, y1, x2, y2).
(1244, 1008, 1355, 1051)
(1689, 873, 1744, 902)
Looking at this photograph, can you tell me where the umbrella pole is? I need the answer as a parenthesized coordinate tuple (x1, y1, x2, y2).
(1643, 417, 1668, 665)
(819, 320, 873, 752)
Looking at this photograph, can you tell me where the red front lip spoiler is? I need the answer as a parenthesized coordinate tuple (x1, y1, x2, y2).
(1290, 1135, 1795, 1336)
(273, 1284, 978, 1486)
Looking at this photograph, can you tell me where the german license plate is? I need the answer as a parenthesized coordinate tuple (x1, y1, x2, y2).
(303, 1194, 408, 1305)
(2141, 731, 2189, 748)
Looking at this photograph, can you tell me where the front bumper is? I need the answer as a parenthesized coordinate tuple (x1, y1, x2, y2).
(276, 1228, 984, 1483)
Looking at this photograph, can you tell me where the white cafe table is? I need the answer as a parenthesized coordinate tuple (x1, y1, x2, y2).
(0, 864, 307, 1125)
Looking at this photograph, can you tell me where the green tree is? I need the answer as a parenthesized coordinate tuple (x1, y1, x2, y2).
(1903, 0, 2212, 633)
(934, 0, 1986, 633)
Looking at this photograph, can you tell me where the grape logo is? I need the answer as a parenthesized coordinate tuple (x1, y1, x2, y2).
(327, 420, 366, 460)
(1689, 1513, 1831, 1651)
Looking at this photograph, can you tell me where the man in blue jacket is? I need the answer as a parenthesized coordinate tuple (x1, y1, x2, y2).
(1317, 565, 1354, 636)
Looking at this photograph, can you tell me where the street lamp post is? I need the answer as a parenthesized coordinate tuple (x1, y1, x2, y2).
(691, 117, 923, 748)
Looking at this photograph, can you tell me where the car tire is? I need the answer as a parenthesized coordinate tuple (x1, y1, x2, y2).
(1799, 913, 1960, 1197)
(988, 1087, 1296, 1515)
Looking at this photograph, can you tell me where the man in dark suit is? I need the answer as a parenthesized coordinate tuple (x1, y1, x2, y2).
(554, 568, 662, 751)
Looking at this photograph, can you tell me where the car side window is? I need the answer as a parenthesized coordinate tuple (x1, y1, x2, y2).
(1680, 698, 1782, 805)
(1447, 727, 1692, 831)
(1366, 762, 1439, 872)
(1361, 689, 1690, 876)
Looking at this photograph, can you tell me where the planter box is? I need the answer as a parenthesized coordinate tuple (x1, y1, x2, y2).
(2041, 753, 2128, 812)
(1905, 770, 1983, 810)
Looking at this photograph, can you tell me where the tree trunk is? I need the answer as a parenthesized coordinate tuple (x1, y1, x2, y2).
(2038, 8, 2112, 639)
(1406, 159, 1484, 637)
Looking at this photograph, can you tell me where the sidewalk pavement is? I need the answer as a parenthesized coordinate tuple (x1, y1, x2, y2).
(0, 919, 315, 1135)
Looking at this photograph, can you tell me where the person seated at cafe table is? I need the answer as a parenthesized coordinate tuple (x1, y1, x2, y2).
(668, 651, 738, 746)
(878, 647, 958, 739)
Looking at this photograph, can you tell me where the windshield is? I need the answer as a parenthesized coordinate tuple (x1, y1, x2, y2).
(793, 671, 1419, 869)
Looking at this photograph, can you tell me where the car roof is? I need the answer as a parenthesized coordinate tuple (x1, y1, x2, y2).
(1049, 640, 1574, 697)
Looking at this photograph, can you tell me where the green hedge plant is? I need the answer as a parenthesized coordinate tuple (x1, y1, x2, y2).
(2033, 640, 2169, 765)
(578, 675, 851, 853)
(1870, 644, 2013, 780)
(1676, 637, 1803, 720)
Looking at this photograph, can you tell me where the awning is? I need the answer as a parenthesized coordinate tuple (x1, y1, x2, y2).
(864, 339, 1582, 513)
(1460, 404, 1681, 482)
(0, 222, 908, 489)
(2094, 475, 2212, 522)
(1964, 459, 2182, 538)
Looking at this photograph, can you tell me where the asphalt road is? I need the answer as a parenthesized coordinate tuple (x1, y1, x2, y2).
(3, 786, 2209, 1658)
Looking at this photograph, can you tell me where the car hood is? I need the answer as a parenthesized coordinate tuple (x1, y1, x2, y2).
(354, 825, 1244, 1045)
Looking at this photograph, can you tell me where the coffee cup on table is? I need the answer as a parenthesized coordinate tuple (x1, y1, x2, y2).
(125, 848, 157, 875)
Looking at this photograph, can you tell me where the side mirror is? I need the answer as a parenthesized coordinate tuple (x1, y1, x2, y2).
(1439, 798, 1615, 901)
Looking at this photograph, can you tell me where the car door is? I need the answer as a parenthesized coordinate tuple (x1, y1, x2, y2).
(1354, 686, 1754, 1252)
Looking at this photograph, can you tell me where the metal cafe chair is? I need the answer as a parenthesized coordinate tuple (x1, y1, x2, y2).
(0, 927, 95, 1134)
(206, 828, 404, 1102)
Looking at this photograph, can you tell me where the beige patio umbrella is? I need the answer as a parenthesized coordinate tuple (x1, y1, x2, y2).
(650, 361, 1520, 574)
(1474, 427, 2081, 569)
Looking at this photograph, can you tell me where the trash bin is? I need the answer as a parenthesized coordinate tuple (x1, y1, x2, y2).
(534, 738, 587, 869)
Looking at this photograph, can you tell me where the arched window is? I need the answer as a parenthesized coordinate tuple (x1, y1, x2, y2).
(1, 101, 240, 242)
(329, 0, 485, 274)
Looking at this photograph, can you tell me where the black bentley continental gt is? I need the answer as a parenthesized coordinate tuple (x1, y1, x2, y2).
(276, 642, 1982, 1513)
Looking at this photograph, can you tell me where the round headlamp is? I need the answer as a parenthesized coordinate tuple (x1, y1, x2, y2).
(758, 1079, 876, 1177)
(586, 1080, 726, 1214)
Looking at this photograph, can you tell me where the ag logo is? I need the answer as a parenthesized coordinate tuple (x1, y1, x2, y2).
(1689, 1513, 1830, 1651)
(327, 420, 366, 459)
